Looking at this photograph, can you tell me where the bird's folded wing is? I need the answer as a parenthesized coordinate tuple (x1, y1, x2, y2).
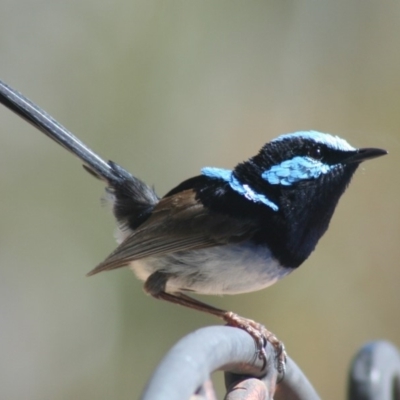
(87, 189, 257, 275)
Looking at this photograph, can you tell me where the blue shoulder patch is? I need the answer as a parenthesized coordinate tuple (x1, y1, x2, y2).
(201, 167, 232, 181)
(273, 131, 356, 152)
(202, 167, 279, 211)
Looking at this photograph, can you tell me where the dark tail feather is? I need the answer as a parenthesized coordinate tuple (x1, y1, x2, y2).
(0, 79, 159, 227)
(0, 79, 127, 187)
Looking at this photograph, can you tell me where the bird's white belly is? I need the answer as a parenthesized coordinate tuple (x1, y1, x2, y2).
(130, 243, 291, 295)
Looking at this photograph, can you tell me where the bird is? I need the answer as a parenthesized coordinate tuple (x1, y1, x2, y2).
(0, 79, 387, 374)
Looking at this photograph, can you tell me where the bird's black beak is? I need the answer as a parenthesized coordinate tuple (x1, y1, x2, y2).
(344, 147, 388, 164)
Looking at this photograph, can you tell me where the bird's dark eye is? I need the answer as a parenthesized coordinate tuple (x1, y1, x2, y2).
(308, 145, 322, 160)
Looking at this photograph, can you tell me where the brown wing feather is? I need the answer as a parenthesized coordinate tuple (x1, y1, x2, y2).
(87, 189, 257, 275)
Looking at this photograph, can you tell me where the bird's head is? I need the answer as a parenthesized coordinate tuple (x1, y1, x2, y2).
(232, 131, 387, 265)
(234, 131, 386, 211)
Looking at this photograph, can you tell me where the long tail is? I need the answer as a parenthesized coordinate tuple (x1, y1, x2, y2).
(0, 79, 128, 186)
(0, 79, 159, 229)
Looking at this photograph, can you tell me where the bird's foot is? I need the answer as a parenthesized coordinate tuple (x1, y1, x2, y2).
(223, 311, 287, 374)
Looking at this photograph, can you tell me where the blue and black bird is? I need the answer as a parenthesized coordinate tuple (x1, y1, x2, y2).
(0, 80, 387, 371)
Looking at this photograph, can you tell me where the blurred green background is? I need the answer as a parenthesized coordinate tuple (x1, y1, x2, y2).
(0, 2, 399, 399)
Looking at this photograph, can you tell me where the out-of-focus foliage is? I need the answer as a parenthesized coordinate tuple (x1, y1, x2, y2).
(0, 2, 398, 399)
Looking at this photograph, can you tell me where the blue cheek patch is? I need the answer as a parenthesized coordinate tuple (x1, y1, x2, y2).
(262, 156, 334, 186)
(202, 167, 279, 211)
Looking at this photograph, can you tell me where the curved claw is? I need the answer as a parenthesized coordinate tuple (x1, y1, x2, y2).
(223, 311, 287, 376)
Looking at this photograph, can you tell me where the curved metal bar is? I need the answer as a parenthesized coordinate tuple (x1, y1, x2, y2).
(225, 357, 321, 400)
(140, 326, 320, 400)
(348, 340, 400, 400)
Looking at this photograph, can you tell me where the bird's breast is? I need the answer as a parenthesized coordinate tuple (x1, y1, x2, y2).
(130, 242, 292, 295)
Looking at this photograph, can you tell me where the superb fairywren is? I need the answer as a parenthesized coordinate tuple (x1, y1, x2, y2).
(0, 80, 387, 373)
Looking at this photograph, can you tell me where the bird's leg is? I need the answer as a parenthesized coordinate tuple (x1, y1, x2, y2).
(144, 271, 286, 373)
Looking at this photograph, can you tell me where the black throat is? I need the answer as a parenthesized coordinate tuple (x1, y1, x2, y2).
(231, 161, 360, 268)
